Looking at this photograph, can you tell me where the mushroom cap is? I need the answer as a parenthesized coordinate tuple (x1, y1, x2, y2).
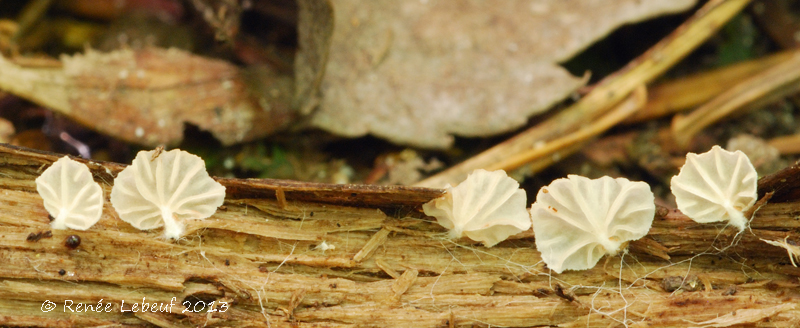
(670, 145, 757, 231)
(35, 156, 104, 230)
(531, 175, 655, 273)
(422, 169, 531, 247)
(110, 149, 226, 238)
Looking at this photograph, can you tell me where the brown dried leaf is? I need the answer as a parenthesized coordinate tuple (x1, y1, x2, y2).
(0, 47, 294, 146)
(296, 0, 697, 148)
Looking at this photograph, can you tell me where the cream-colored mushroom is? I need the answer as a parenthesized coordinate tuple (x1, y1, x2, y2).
(422, 169, 531, 247)
(670, 145, 757, 232)
(35, 156, 104, 230)
(110, 148, 226, 239)
(530, 175, 655, 273)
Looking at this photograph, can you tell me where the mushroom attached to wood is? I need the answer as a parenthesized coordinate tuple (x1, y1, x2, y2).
(110, 148, 226, 239)
(35, 156, 104, 230)
(422, 169, 531, 247)
(670, 145, 757, 232)
(530, 175, 655, 273)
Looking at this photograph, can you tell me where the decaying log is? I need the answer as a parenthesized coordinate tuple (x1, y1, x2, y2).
(0, 143, 799, 327)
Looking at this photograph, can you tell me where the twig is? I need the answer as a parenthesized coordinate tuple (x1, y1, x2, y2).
(671, 51, 800, 149)
(768, 133, 800, 155)
(624, 50, 796, 124)
(485, 84, 646, 173)
(12, 0, 54, 43)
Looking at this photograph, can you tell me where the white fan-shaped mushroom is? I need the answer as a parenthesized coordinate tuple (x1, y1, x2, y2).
(35, 156, 104, 230)
(530, 175, 655, 273)
(670, 145, 757, 232)
(110, 149, 226, 239)
(422, 169, 531, 247)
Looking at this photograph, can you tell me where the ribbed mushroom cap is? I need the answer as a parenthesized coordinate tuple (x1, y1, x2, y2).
(35, 156, 104, 230)
(422, 169, 531, 247)
(111, 149, 226, 239)
(531, 175, 655, 273)
(670, 145, 757, 232)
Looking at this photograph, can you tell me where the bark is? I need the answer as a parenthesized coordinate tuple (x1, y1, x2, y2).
(0, 143, 799, 327)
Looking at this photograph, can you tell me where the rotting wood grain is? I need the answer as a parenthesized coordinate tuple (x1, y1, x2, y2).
(353, 228, 391, 262)
(1, 143, 800, 327)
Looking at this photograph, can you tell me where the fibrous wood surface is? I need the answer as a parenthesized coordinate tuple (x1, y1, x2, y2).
(0, 143, 799, 327)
